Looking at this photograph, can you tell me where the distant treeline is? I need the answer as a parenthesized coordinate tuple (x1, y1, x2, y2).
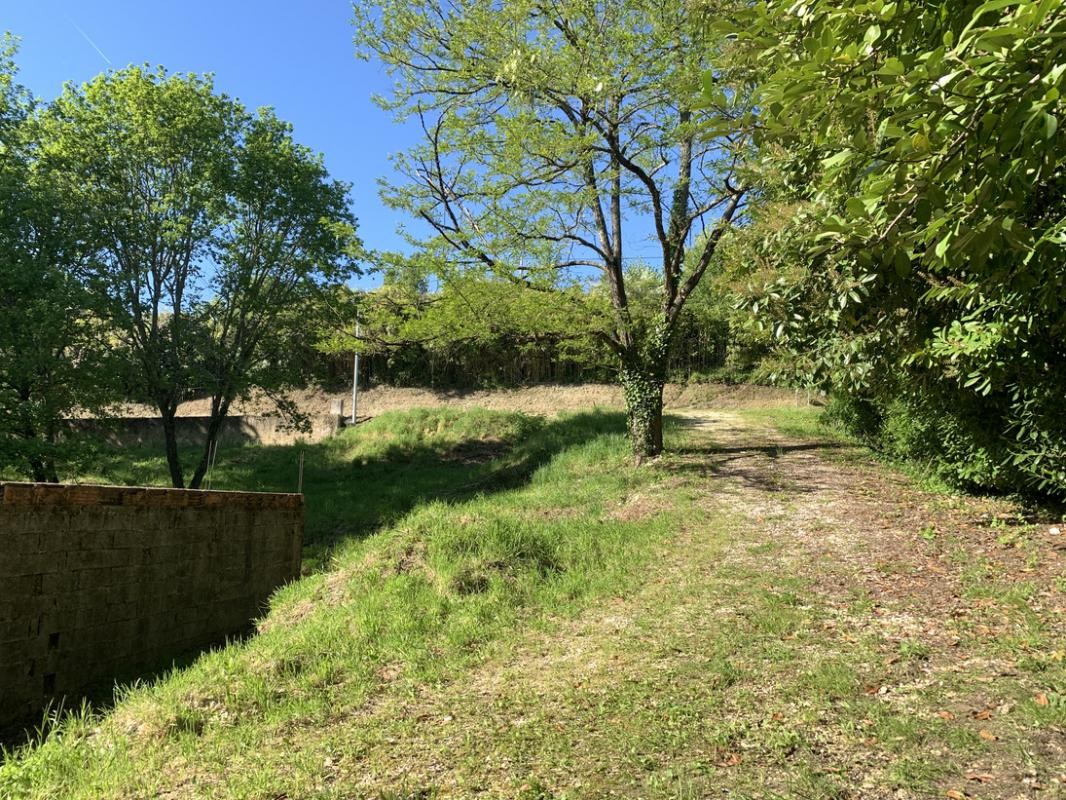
(314, 313, 736, 391)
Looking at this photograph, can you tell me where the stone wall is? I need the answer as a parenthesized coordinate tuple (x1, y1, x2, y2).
(0, 482, 303, 729)
(64, 413, 345, 448)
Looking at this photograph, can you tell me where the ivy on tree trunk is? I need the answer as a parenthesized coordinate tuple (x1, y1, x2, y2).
(621, 364, 666, 461)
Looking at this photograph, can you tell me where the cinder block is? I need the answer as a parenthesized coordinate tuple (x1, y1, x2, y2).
(74, 602, 110, 629)
(74, 566, 115, 591)
(0, 531, 42, 557)
(0, 617, 36, 645)
(75, 548, 132, 570)
(1, 480, 303, 728)
(0, 574, 43, 597)
(76, 530, 115, 551)
(0, 551, 65, 578)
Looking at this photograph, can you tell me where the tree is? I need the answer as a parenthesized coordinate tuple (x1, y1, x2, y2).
(727, 1, 1066, 494)
(354, 0, 749, 459)
(0, 37, 114, 482)
(183, 110, 361, 488)
(40, 67, 361, 488)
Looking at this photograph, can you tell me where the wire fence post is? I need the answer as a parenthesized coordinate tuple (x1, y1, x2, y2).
(297, 452, 305, 495)
(205, 439, 219, 490)
(351, 319, 360, 425)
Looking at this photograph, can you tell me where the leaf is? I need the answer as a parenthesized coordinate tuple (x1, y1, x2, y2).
(935, 236, 951, 259)
(965, 773, 995, 783)
(1045, 113, 1057, 140)
(1034, 692, 1050, 706)
(945, 791, 967, 799)
(845, 197, 865, 217)
(978, 729, 997, 741)
(717, 752, 741, 767)
(878, 57, 905, 77)
(821, 149, 854, 170)
(960, 0, 1026, 41)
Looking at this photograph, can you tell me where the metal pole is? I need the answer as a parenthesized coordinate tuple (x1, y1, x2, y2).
(297, 452, 305, 494)
(350, 319, 360, 425)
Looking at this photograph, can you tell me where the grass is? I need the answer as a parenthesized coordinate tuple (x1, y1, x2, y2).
(46, 407, 624, 569)
(736, 404, 968, 495)
(0, 407, 679, 797)
(2, 404, 1063, 798)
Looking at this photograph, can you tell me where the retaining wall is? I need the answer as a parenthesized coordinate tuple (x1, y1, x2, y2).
(64, 413, 345, 447)
(0, 482, 303, 729)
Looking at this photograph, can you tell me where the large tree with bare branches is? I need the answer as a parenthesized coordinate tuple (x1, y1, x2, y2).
(354, 0, 749, 458)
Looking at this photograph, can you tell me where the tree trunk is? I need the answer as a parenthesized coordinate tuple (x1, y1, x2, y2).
(160, 409, 185, 489)
(28, 455, 51, 483)
(620, 363, 665, 462)
(43, 424, 59, 483)
(188, 397, 231, 490)
(17, 387, 56, 483)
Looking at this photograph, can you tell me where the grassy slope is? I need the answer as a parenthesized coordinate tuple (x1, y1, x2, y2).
(51, 407, 624, 569)
(2, 405, 1063, 798)
(0, 408, 682, 797)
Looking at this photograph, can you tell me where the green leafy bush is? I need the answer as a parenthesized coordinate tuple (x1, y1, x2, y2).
(725, 0, 1066, 496)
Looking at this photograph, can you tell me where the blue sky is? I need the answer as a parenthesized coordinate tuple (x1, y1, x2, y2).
(3, 0, 416, 287)
(4, 1, 675, 286)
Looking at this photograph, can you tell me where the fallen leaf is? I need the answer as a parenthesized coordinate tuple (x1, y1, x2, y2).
(937, 710, 956, 720)
(717, 752, 741, 767)
(1034, 692, 1050, 706)
(965, 772, 994, 783)
(978, 729, 997, 741)
(945, 790, 967, 799)
(864, 684, 881, 695)
(972, 709, 992, 720)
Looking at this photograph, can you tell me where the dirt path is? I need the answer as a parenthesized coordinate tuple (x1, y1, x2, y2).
(313, 411, 1066, 798)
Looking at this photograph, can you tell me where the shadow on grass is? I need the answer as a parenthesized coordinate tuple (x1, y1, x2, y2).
(0, 638, 233, 752)
(1, 410, 628, 753)
(663, 413, 862, 495)
(80, 410, 628, 570)
(295, 410, 627, 567)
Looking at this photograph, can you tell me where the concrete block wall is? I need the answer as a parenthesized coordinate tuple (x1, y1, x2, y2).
(0, 482, 303, 728)
(65, 413, 345, 448)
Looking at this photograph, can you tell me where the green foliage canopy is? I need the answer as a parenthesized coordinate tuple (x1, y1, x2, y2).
(39, 67, 361, 487)
(0, 37, 115, 481)
(728, 0, 1066, 493)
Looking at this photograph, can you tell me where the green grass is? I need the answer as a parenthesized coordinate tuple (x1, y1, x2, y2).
(735, 405, 848, 443)
(54, 407, 625, 568)
(3, 404, 1063, 798)
(0, 407, 679, 798)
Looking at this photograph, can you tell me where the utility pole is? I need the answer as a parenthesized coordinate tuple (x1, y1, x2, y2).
(350, 319, 360, 425)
